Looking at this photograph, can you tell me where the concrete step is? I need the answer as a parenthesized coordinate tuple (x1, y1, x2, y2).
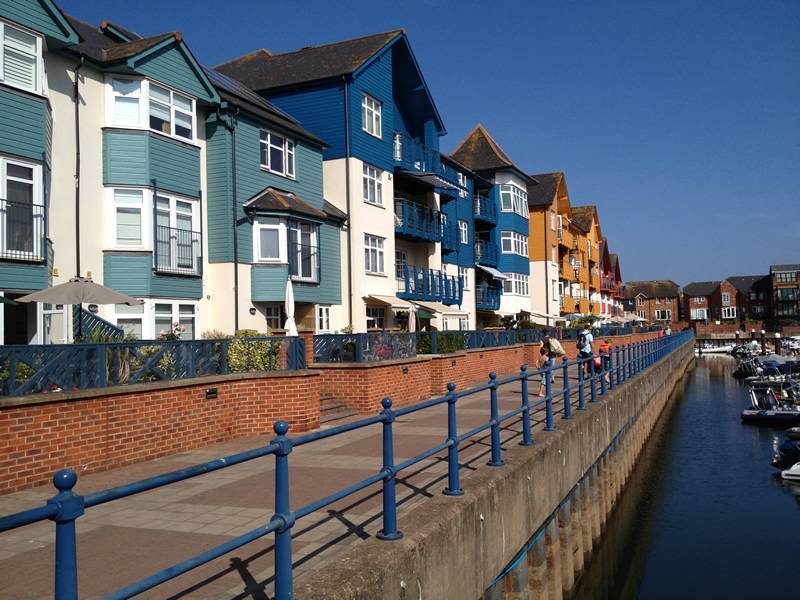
(320, 401, 357, 424)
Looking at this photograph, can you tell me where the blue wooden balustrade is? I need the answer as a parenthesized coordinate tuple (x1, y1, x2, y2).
(394, 198, 444, 242)
(313, 333, 416, 362)
(473, 189, 498, 224)
(0, 331, 694, 599)
(474, 240, 498, 267)
(0, 336, 306, 397)
(397, 265, 462, 305)
(476, 284, 502, 311)
(71, 307, 124, 341)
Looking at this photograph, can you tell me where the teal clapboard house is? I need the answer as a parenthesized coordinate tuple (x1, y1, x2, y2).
(0, 0, 79, 343)
(204, 68, 342, 333)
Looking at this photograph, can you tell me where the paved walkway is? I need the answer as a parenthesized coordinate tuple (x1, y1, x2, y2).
(0, 363, 603, 599)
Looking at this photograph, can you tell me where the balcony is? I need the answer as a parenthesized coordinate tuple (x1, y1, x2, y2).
(562, 296, 577, 313)
(394, 198, 443, 242)
(476, 283, 501, 311)
(0, 198, 46, 262)
(473, 191, 497, 225)
(441, 220, 458, 253)
(397, 265, 462, 305)
(154, 225, 202, 276)
(474, 240, 498, 267)
(558, 228, 574, 249)
(601, 276, 615, 292)
(393, 132, 463, 191)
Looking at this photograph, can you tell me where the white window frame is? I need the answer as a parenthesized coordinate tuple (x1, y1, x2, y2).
(721, 292, 730, 306)
(153, 191, 201, 273)
(503, 273, 529, 296)
(364, 233, 385, 274)
(0, 20, 45, 96)
(108, 187, 148, 250)
(499, 184, 529, 218)
(721, 306, 737, 319)
(287, 219, 319, 282)
(655, 309, 672, 321)
(500, 231, 528, 257)
(366, 306, 386, 330)
(362, 163, 383, 205)
(1, 156, 43, 260)
(361, 93, 382, 138)
(395, 249, 407, 279)
(457, 172, 468, 198)
(458, 220, 469, 244)
(637, 310, 647, 319)
(316, 305, 331, 333)
(253, 217, 287, 263)
(105, 76, 198, 144)
(112, 299, 199, 340)
(693, 296, 705, 304)
(690, 308, 708, 321)
(458, 266, 469, 290)
(260, 129, 296, 178)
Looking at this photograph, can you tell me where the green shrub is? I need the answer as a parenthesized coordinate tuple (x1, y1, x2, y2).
(202, 329, 230, 340)
(228, 329, 283, 372)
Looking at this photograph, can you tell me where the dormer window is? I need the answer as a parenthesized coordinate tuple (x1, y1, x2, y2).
(361, 93, 382, 138)
(0, 21, 43, 95)
(260, 129, 295, 178)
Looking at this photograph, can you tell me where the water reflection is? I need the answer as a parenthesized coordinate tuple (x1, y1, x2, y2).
(573, 355, 800, 600)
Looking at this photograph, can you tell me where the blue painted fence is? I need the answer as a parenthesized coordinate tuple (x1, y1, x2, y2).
(0, 331, 693, 599)
(0, 336, 306, 397)
(72, 307, 124, 341)
(313, 332, 416, 362)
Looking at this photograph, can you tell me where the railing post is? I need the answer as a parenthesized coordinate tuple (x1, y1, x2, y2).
(609, 346, 616, 390)
(271, 421, 295, 600)
(377, 398, 403, 539)
(355, 334, 365, 362)
(626, 344, 632, 380)
(487, 372, 505, 466)
(220, 340, 230, 373)
(562, 356, 572, 419)
(519, 366, 533, 446)
(599, 350, 607, 395)
(48, 469, 84, 600)
(589, 354, 598, 403)
(544, 359, 555, 431)
(577, 356, 586, 410)
(443, 383, 464, 495)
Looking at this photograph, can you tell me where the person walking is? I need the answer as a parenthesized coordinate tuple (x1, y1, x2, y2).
(541, 334, 566, 359)
(577, 325, 594, 377)
(598, 338, 612, 383)
(536, 346, 553, 397)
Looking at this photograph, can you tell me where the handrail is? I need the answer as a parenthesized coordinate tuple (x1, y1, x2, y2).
(0, 330, 694, 599)
(0, 197, 46, 261)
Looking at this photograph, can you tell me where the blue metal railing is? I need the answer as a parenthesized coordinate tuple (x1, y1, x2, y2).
(441, 219, 458, 252)
(0, 336, 306, 397)
(394, 198, 443, 242)
(475, 240, 498, 267)
(473, 191, 498, 224)
(397, 265, 463, 305)
(313, 332, 416, 362)
(0, 331, 694, 599)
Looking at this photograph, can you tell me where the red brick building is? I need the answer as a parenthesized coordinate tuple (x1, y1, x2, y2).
(624, 280, 682, 324)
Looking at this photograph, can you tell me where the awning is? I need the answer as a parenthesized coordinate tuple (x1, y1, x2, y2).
(412, 301, 468, 316)
(399, 171, 459, 191)
(475, 264, 507, 280)
(366, 295, 413, 310)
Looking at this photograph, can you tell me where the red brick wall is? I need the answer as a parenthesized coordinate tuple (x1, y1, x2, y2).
(0, 371, 320, 494)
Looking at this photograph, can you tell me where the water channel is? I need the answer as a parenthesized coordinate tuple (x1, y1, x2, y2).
(573, 355, 800, 599)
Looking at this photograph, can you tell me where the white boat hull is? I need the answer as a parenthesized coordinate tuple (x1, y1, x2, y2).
(781, 461, 800, 482)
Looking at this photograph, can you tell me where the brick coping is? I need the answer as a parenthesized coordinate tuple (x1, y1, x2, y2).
(0, 369, 320, 409)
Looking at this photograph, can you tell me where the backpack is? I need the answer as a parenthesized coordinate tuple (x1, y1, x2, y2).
(576, 331, 587, 350)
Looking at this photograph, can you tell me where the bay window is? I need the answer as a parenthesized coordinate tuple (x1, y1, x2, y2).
(503, 273, 529, 296)
(111, 78, 143, 126)
(112, 300, 197, 340)
(1, 157, 43, 260)
(260, 129, 295, 177)
(107, 77, 196, 142)
(288, 220, 319, 282)
(149, 83, 194, 140)
(0, 22, 42, 94)
(154, 193, 200, 275)
(112, 189, 144, 247)
(254, 217, 284, 262)
(500, 231, 528, 257)
(499, 184, 528, 217)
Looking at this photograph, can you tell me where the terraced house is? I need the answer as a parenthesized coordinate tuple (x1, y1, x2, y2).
(451, 125, 532, 326)
(623, 280, 682, 324)
(216, 31, 474, 332)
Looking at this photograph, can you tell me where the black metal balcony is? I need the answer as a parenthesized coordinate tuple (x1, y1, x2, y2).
(154, 225, 202, 276)
(0, 198, 45, 262)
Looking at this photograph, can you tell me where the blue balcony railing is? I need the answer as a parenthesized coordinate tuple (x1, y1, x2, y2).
(441, 220, 458, 252)
(476, 284, 502, 311)
(394, 198, 443, 242)
(475, 240, 498, 267)
(397, 265, 462, 305)
(392, 132, 464, 191)
(473, 193, 497, 225)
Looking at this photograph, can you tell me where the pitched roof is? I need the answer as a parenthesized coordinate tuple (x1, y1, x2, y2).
(450, 125, 533, 181)
(570, 205, 597, 234)
(610, 253, 621, 279)
(726, 275, 770, 293)
(527, 172, 563, 207)
(100, 20, 142, 41)
(624, 280, 680, 299)
(215, 30, 403, 91)
(323, 200, 347, 222)
(243, 187, 327, 220)
(66, 16, 175, 64)
(682, 281, 720, 297)
(770, 264, 800, 272)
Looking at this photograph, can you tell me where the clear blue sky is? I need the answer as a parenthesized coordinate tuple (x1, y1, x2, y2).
(61, 0, 800, 284)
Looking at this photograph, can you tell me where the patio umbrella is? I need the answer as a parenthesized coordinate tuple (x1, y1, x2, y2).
(607, 315, 627, 324)
(284, 278, 298, 336)
(408, 303, 417, 333)
(16, 277, 143, 339)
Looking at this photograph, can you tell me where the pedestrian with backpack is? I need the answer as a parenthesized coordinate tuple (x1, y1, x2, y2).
(542, 334, 566, 359)
(577, 326, 594, 377)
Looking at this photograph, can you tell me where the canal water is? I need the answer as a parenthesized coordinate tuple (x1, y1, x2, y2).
(573, 355, 800, 599)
